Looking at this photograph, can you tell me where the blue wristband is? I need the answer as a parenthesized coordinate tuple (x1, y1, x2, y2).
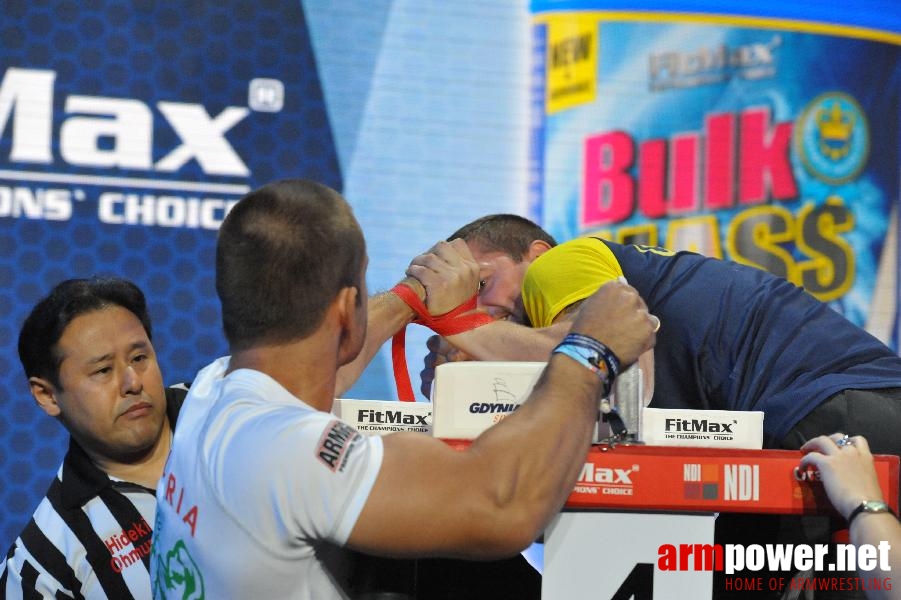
(559, 333, 621, 377)
(552, 333, 621, 397)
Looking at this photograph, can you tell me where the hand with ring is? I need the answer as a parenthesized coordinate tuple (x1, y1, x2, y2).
(836, 433, 854, 448)
(799, 433, 885, 521)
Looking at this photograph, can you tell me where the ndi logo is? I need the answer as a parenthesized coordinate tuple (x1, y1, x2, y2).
(683, 463, 719, 500)
(724, 464, 759, 501)
(682, 463, 758, 501)
(794, 92, 870, 185)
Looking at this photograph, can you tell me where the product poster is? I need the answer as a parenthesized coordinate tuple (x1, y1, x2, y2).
(529, 11, 901, 344)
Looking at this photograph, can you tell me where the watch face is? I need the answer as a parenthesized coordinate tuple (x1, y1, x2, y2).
(848, 500, 894, 524)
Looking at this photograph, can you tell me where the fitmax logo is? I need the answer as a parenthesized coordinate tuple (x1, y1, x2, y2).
(649, 36, 781, 80)
(578, 463, 636, 485)
(357, 409, 430, 426)
(665, 418, 735, 433)
(0, 67, 273, 176)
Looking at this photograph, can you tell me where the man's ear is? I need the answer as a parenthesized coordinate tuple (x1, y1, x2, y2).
(335, 285, 365, 342)
(335, 286, 359, 326)
(525, 239, 552, 262)
(30, 377, 61, 418)
(335, 286, 365, 363)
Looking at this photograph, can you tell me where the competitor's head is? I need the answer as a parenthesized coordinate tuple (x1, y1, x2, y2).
(217, 179, 367, 355)
(523, 238, 624, 328)
(448, 214, 556, 323)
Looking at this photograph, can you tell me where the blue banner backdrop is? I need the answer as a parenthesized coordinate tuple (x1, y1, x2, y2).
(0, 0, 340, 546)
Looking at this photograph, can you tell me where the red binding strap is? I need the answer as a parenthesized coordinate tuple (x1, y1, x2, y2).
(390, 283, 494, 401)
(391, 328, 416, 402)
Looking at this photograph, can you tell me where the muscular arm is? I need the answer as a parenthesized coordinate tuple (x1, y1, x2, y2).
(336, 239, 481, 395)
(422, 300, 655, 406)
(348, 280, 657, 559)
(444, 319, 571, 361)
(335, 282, 418, 396)
(352, 355, 599, 558)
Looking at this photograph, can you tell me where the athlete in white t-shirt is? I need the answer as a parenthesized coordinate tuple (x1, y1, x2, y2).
(150, 179, 657, 599)
(152, 357, 382, 598)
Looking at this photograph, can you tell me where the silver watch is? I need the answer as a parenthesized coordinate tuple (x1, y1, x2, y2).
(847, 500, 895, 525)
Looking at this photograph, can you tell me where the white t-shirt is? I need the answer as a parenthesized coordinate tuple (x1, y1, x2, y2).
(150, 357, 384, 599)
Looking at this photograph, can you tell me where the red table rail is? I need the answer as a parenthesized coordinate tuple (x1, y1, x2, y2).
(442, 440, 900, 515)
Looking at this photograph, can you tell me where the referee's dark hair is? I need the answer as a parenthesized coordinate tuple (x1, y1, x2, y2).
(216, 178, 366, 351)
(448, 214, 557, 261)
(18, 277, 153, 389)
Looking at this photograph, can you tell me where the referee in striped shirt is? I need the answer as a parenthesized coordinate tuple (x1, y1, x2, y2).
(1, 278, 186, 599)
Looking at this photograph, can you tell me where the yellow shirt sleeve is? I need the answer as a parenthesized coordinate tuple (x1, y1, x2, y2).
(522, 237, 623, 328)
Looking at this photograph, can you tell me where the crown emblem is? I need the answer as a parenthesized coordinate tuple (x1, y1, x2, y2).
(816, 101, 854, 160)
(795, 92, 869, 184)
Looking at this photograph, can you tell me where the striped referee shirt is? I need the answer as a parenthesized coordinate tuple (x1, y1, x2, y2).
(1, 387, 186, 599)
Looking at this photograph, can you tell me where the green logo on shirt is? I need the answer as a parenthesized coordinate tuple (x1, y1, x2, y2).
(153, 539, 205, 600)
